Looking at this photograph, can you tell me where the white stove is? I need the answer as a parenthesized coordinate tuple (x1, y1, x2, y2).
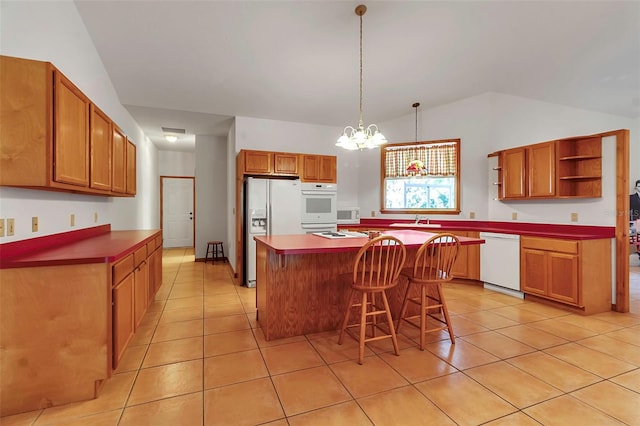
(312, 231, 368, 239)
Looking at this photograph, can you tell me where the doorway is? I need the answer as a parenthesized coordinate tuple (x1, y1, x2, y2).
(161, 176, 195, 248)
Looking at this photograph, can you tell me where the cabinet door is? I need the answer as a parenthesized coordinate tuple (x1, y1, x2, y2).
(318, 156, 337, 182)
(154, 247, 163, 293)
(134, 260, 148, 329)
(89, 105, 112, 190)
(126, 139, 136, 195)
(113, 273, 135, 368)
(112, 126, 126, 193)
(301, 155, 319, 181)
(521, 248, 547, 295)
(54, 72, 90, 187)
(548, 252, 579, 305)
(502, 148, 526, 198)
(528, 142, 555, 197)
(273, 153, 298, 175)
(148, 249, 157, 303)
(244, 151, 273, 174)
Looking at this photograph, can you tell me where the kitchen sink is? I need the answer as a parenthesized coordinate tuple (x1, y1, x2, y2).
(389, 223, 442, 228)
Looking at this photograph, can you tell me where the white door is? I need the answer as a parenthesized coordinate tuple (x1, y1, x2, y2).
(162, 177, 194, 248)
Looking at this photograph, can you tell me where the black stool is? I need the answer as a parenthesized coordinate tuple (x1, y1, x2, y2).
(205, 241, 225, 263)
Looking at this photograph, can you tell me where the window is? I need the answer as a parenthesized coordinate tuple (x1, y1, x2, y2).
(381, 139, 460, 214)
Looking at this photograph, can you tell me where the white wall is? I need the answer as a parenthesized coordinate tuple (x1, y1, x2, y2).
(158, 151, 196, 177)
(0, 0, 159, 241)
(194, 135, 228, 259)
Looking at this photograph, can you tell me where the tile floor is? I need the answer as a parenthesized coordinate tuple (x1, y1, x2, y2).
(4, 249, 640, 426)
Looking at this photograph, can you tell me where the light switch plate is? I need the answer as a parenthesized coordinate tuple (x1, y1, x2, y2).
(469, 211, 476, 219)
(0, 218, 4, 237)
(70, 214, 75, 227)
(94, 212, 98, 223)
(32, 216, 38, 232)
(7, 218, 15, 236)
(571, 212, 578, 222)
(512, 212, 518, 220)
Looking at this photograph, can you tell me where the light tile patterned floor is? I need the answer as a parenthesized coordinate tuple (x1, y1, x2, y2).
(3, 248, 640, 426)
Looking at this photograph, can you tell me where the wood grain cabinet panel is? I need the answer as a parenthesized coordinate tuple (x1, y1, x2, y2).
(111, 125, 126, 193)
(492, 135, 600, 200)
(243, 150, 273, 174)
(126, 139, 136, 195)
(520, 236, 610, 314)
(113, 273, 135, 369)
(90, 105, 112, 190)
(502, 148, 526, 199)
(527, 142, 556, 197)
(0, 55, 134, 197)
(273, 153, 298, 175)
(54, 72, 90, 187)
(300, 154, 337, 183)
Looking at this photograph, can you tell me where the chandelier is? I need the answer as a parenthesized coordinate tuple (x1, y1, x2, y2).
(336, 4, 387, 151)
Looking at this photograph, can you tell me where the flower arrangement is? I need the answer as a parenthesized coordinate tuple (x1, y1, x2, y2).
(406, 159, 426, 175)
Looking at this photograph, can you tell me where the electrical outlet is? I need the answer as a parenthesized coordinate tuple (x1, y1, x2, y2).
(469, 211, 476, 219)
(0, 218, 4, 237)
(32, 216, 38, 232)
(94, 212, 98, 223)
(371, 211, 376, 217)
(571, 212, 578, 222)
(511, 212, 518, 220)
(70, 214, 75, 227)
(7, 218, 15, 236)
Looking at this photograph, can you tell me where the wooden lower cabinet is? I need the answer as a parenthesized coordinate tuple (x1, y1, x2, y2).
(520, 236, 610, 314)
(112, 245, 160, 368)
(449, 230, 480, 280)
(112, 273, 135, 368)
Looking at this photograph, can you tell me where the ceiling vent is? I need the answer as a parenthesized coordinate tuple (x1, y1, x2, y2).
(161, 127, 186, 134)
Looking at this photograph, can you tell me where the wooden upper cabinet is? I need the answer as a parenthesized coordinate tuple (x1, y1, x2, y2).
(126, 139, 136, 195)
(243, 150, 273, 174)
(0, 55, 135, 197)
(112, 125, 127, 193)
(53, 72, 90, 187)
(273, 153, 298, 175)
(494, 135, 600, 201)
(300, 154, 337, 183)
(239, 150, 300, 177)
(90, 105, 112, 190)
(501, 148, 526, 199)
(527, 142, 556, 197)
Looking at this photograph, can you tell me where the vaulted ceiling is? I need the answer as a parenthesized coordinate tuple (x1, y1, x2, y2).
(74, 1, 640, 151)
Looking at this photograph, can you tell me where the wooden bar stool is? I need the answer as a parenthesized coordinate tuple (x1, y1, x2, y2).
(338, 235, 406, 364)
(205, 241, 225, 263)
(397, 233, 459, 350)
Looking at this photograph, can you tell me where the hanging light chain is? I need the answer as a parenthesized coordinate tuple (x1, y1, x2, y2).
(358, 8, 364, 128)
(413, 102, 420, 142)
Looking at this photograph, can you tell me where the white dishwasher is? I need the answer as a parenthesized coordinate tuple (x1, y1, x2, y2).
(479, 232, 523, 299)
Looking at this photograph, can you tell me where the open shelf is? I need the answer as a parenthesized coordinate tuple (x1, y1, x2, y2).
(556, 137, 602, 198)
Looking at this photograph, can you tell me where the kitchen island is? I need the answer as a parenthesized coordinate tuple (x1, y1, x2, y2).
(254, 229, 484, 341)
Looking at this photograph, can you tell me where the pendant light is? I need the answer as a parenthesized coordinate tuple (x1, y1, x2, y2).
(406, 102, 425, 175)
(336, 4, 387, 151)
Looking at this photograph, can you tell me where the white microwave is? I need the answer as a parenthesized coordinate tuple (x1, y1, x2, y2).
(337, 207, 360, 224)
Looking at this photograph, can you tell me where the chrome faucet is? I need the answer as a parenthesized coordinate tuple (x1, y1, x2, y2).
(415, 215, 430, 225)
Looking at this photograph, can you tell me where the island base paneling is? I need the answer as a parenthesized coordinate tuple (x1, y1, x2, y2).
(0, 264, 109, 416)
(256, 245, 426, 341)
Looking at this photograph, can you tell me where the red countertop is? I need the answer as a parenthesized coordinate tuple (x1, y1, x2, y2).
(0, 225, 161, 269)
(254, 229, 484, 255)
(345, 219, 615, 240)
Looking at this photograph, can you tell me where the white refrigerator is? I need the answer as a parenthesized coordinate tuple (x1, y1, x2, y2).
(245, 177, 304, 287)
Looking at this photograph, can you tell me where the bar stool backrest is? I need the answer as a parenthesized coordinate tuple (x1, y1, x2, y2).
(412, 233, 460, 282)
(352, 235, 406, 291)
